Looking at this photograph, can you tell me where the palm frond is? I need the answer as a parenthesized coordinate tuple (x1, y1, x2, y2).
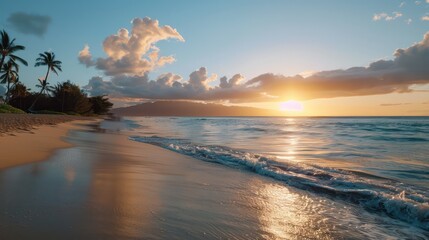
(10, 44, 25, 52)
(9, 54, 28, 66)
(9, 38, 16, 47)
(35, 62, 47, 67)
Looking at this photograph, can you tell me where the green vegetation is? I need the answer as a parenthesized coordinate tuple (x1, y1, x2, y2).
(34, 110, 67, 115)
(0, 104, 26, 114)
(0, 30, 112, 115)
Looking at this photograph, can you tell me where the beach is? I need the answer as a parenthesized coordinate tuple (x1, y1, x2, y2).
(0, 116, 427, 239)
(2, 1, 429, 238)
(0, 114, 97, 169)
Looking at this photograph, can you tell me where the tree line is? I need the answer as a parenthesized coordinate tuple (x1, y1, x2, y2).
(0, 30, 112, 115)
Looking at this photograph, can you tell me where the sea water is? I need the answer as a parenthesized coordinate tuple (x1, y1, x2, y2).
(127, 117, 429, 234)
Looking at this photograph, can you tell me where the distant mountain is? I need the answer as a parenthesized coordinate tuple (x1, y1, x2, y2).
(111, 101, 284, 116)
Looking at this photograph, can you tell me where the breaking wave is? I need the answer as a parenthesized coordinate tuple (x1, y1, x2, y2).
(130, 136, 429, 230)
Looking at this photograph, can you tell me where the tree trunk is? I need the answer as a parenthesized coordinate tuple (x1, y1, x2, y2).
(28, 87, 45, 112)
(28, 67, 50, 112)
(0, 55, 5, 72)
(5, 79, 10, 103)
(44, 67, 50, 84)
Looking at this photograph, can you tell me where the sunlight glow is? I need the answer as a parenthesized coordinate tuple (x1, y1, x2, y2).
(280, 100, 304, 112)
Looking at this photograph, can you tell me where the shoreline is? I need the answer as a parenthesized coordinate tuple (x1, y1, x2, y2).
(0, 114, 99, 170)
(0, 117, 426, 238)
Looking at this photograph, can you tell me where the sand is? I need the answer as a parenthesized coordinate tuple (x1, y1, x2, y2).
(0, 114, 90, 136)
(0, 114, 98, 169)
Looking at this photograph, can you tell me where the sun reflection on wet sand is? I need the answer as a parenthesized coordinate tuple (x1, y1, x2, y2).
(250, 182, 334, 239)
(85, 133, 163, 239)
(65, 166, 76, 185)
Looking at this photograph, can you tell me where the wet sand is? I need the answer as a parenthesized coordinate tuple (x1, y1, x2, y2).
(0, 120, 426, 239)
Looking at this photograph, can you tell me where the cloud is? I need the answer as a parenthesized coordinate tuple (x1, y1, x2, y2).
(78, 17, 184, 76)
(84, 67, 223, 100)
(219, 74, 244, 88)
(380, 103, 411, 106)
(78, 45, 95, 67)
(422, 15, 429, 21)
(243, 32, 429, 101)
(406, 18, 413, 24)
(7, 12, 51, 37)
(373, 12, 403, 21)
(84, 31, 429, 102)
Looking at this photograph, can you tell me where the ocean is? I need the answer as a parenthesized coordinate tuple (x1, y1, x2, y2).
(126, 116, 429, 236)
(1, 117, 428, 239)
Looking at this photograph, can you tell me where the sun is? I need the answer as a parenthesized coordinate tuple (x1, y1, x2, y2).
(280, 100, 304, 112)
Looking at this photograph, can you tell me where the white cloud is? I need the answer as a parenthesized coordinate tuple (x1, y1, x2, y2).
(373, 12, 403, 21)
(187, 67, 218, 91)
(84, 32, 429, 102)
(406, 18, 413, 24)
(78, 45, 95, 67)
(78, 17, 184, 76)
(422, 15, 429, 21)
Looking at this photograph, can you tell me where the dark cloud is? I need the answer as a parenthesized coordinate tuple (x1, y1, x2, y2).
(83, 30, 429, 102)
(7, 12, 51, 37)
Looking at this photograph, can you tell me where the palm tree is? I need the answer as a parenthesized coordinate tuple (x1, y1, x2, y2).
(53, 81, 72, 112)
(10, 82, 30, 99)
(9, 82, 31, 109)
(0, 30, 28, 70)
(28, 51, 62, 111)
(36, 78, 54, 96)
(89, 95, 113, 114)
(0, 59, 19, 102)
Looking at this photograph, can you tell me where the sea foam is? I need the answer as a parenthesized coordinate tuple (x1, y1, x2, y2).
(130, 135, 429, 230)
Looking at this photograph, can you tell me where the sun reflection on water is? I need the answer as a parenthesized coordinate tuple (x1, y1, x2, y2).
(277, 118, 302, 162)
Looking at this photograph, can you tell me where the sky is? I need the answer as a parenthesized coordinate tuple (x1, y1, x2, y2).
(0, 0, 428, 116)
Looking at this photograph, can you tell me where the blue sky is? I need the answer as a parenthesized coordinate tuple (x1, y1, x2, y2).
(1, 0, 428, 88)
(1, 0, 429, 115)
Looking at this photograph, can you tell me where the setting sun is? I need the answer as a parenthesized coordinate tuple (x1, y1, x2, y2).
(280, 100, 304, 112)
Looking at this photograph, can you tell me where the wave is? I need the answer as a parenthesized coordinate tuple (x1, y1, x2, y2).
(237, 127, 269, 132)
(365, 136, 429, 142)
(129, 136, 429, 230)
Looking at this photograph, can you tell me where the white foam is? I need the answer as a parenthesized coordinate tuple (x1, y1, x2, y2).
(129, 136, 429, 230)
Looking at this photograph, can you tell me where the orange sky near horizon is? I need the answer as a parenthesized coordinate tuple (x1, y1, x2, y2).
(248, 91, 429, 116)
